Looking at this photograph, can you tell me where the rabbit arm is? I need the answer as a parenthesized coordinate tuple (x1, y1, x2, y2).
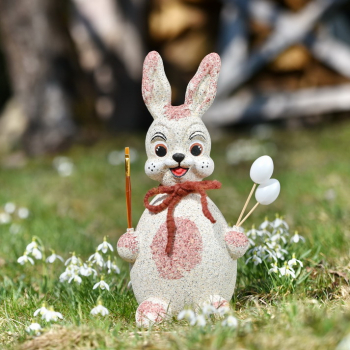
(224, 228, 249, 260)
(117, 230, 140, 263)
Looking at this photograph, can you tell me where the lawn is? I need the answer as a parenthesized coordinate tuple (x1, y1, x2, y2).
(0, 120, 350, 350)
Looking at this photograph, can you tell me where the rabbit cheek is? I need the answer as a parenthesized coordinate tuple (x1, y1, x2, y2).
(145, 160, 164, 181)
(193, 157, 214, 179)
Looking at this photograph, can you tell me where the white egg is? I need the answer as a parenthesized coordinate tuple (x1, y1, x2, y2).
(255, 179, 280, 205)
(250, 155, 274, 184)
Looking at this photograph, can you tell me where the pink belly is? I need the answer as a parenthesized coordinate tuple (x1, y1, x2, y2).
(150, 218, 203, 280)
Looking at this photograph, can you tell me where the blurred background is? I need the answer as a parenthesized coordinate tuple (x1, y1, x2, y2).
(1, 0, 350, 156)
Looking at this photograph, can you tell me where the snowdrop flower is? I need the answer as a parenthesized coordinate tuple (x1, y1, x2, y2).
(269, 262, 279, 274)
(279, 263, 296, 278)
(93, 276, 110, 291)
(245, 252, 262, 265)
(32, 247, 42, 260)
(195, 314, 207, 327)
(59, 264, 79, 282)
(46, 250, 64, 263)
(290, 231, 305, 243)
(105, 256, 120, 274)
(0, 212, 11, 224)
(18, 252, 34, 265)
(271, 230, 287, 244)
(222, 315, 238, 328)
(90, 301, 109, 316)
(41, 307, 63, 322)
(65, 252, 80, 266)
(18, 207, 30, 219)
(26, 322, 42, 335)
(177, 309, 196, 325)
(88, 250, 104, 267)
(272, 215, 289, 230)
(79, 263, 97, 277)
(59, 270, 70, 282)
(97, 236, 114, 254)
(68, 274, 82, 284)
(274, 245, 288, 260)
(259, 217, 272, 230)
(288, 253, 303, 267)
(53, 156, 74, 177)
(246, 225, 262, 240)
(217, 306, 230, 317)
(4, 202, 16, 214)
(26, 239, 39, 254)
(33, 303, 48, 317)
(201, 302, 217, 316)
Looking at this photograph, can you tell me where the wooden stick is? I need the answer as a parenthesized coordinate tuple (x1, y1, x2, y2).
(236, 183, 257, 226)
(238, 202, 260, 227)
(125, 147, 132, 229)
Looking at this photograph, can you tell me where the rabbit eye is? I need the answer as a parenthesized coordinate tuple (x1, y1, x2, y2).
(190, 143, 203, 156)
(155, 144, 167, 157)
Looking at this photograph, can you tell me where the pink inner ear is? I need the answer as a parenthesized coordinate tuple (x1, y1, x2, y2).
(142, 51, 163, 107)
(184, 53, 221, 112)
(164, 105, 191, 121)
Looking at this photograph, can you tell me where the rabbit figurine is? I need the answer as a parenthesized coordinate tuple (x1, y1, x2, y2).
(117, 51, 249, 328)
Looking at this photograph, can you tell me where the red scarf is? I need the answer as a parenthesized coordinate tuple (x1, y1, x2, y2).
(144, 180, 221, 254)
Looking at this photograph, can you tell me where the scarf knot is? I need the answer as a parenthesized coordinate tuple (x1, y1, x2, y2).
(144, 180, 221, 254)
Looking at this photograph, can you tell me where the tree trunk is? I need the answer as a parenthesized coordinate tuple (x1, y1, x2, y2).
(0, 0, 78, 155)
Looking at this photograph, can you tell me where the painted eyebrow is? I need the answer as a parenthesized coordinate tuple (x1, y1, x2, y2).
(189, 131, 206, 140)
(151, 132, 167, 141)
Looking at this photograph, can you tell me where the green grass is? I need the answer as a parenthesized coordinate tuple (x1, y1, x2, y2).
(1, 121, 350, 349)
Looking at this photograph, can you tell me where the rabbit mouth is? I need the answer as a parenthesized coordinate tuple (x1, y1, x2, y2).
(170, 167, 189, 177)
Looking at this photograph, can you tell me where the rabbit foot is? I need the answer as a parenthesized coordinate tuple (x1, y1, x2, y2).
(136, 297, 171, 328)
(117, 228, 139, 263)
(225, 228, 249, 260)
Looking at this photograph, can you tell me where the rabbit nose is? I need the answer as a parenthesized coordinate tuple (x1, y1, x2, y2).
(172, 153, 185, 163)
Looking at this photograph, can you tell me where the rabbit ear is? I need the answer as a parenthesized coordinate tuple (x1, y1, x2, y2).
(142, 51, 172, 120)
(184, 53, 221, 118)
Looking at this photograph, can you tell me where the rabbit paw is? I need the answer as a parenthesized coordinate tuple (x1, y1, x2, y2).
(117, 229, 139, 263)
(225, 227, 249, 260)
(136, 297, 171, 328)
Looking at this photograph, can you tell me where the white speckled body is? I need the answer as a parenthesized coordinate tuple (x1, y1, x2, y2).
(117, 51, 249, 327)
(131, 193, 237, 314)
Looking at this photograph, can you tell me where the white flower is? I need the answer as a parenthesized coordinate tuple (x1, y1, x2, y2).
(32, 247, 42, 260)
(245, 252, 262, 265)
(290, 231, 305, 243)
(222, 315, 238, 328)
(288, 254, 303, 267)
(59, 270, 70, 282)
(272, 216, 289, 230)
(0, 212, 11, 224)
(90, 301, 109, 316)
(79, 263, 97, 277)
(97, 237, 114, 254)
(18, 252, 34, 265)
(259, 217, 272, 230)
(269, 262, 279, 274)
(41, 307, 63, 322)
(46, 252, 64, 263)
(65, 252, 80, 266)
(93, 278, 110, 291)
(4, 202, 16, 214)
(59, 264, 79, 282)
(33, 304, 48, 317)
(195, 314, 207, 327)
(217, 306, 230, 317)
(88, 251, 104, 267)
(53, 157, 74, 177)
(18, 207, 29, 219)
(26, 240, 38, 253)
(68, 274, 82, 284)
(201, 303, 216, 316)
(246, 225, 262, 240)
(26, 322, 42, 335)
(279, 263, 296, 278)
(271, 230, 287, 244)
(178, 309, 196, 325)
(105, 257, 120, 274)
